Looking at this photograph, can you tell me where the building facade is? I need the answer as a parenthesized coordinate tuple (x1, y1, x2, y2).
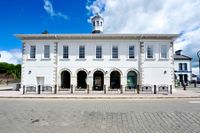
(174, 50, 192, 85)
(16, 15, 178, 93)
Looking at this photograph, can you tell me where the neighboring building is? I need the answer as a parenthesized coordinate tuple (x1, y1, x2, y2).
(192, 74, 198, 83)
(174, 50, 192, 85)
(16, 14, 178, 93)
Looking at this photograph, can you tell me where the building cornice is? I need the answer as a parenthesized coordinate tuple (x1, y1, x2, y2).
(15, 34, 179, 41)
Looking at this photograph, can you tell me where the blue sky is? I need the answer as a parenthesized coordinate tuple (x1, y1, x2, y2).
(0, 0, 91, 50)
(0, 0, 200, 74)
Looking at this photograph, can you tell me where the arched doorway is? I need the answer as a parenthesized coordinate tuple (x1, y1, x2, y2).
(127, 71, 137, 89)
(77, 71, 87, 89)
(93, 71, 104, 91)
(110, 71, 121, 89)
(61, 71, 71, 88)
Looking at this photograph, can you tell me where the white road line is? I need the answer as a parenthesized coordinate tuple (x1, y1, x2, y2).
(189, 101, 200, 103)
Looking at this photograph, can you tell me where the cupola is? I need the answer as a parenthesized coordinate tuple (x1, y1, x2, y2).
(91, 13, 104, 34)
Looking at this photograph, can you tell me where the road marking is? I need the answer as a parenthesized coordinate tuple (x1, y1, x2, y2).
(189, 101, 200, 103)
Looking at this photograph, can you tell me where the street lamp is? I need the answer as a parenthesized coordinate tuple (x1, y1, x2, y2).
(197, 50, 200, 79)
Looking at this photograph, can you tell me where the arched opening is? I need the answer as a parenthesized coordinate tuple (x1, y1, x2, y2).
(110, 71, 121, 89)
(61, 71, 71, 88)
(93, 71, 104, 91)
(77, 71, 87, 89)
(127, 71, 137, 89)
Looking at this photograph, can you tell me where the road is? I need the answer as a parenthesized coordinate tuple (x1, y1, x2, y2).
(0, 99, 200, 133)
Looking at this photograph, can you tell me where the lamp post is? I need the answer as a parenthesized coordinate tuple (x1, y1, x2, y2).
(197, 50, 200, 79)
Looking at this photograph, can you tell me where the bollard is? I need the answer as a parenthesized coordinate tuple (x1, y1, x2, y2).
(104, 85, 106, 94)
(183, 85, 186, 90)
(137, 85, 140, 94)
(183, 86, 186, 90)
(54, 85, 57, 94)
(170, 85, 172, 94)
(23, 85, 25, 95)
(38, 85, 41, 94)
(71, 85, 73, 94)
(194, 82, 196, 88)
(154, 85, 157, 94)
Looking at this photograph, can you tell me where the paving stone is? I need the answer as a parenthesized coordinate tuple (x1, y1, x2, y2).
(0, 99, 200, 133)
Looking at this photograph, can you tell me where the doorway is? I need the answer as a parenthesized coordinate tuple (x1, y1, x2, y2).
(77, 71, 87, 89)
(61, 71, 71, 88)
(93, 71, 104, 91)
(127, 71, 137, 89)
(110, 71, 121, 89)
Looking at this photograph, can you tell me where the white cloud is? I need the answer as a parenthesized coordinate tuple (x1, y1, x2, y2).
(0, 49, 22, 64)
(192, 67, 199, 76)
(44, 0, 68, 20)
(87, 0, 200, 74)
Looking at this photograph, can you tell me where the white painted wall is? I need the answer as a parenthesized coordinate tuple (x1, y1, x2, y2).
(21, 38, 174, 91)
(142, 41, 174, 86)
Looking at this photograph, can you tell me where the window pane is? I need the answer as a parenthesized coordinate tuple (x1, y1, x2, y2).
(161, 45, 168, 59)
(96, 46, 102, 59)
(44, 45, 50, 58)
(30, 45, 36, 59)
(112, 46, 118, 59)
(129, 46, 135, 58)
(184, 63, 187, 70)
(79, 46, 85, 58)
(179, 63, 182, 71)
(63, 46, 68, 59)
(147, 45, 153, 58)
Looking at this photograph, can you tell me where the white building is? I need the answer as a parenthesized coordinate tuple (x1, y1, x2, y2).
(174, 50, 192, 85)
(16, 14, 178, 93)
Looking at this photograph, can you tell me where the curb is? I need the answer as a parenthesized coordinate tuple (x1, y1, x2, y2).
(0, 96, 200, 99)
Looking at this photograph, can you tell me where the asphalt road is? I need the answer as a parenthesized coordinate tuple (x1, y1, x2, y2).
(0, 99, 200, 133)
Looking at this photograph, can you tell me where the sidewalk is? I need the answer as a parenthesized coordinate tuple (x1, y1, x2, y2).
(0, 87, 200, 99)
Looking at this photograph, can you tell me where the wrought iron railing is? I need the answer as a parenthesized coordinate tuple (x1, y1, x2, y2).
(158, 85, 168, 94)
(26, 85, 37, 92)
(41, 85, 53, 92)
(141, 85, 153, 93)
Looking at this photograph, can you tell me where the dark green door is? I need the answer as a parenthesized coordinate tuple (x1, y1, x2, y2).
(127, 71, 137, 89)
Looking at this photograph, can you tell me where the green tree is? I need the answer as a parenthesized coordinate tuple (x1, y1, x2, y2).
(0, 62, 21, 84)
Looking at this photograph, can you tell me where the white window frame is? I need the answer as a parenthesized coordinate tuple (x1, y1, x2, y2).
(179, 63, 183, 71)
(112, 46, 118, 59)
(128, 45, 135, 59)
(30, 45, 36, 59)
(96, 46, 102, 59)
(79, 45, 85, 59)
(146, 45, 154, 59)
(44, 45, 50, 59)
(183, 63, 187, 71)
(63, 45, 69, 59)
(160, 45, 169, 59)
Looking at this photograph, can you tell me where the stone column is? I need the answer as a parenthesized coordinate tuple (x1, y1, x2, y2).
(87, 75, 93, 91)
(139, 41, 144, 86)
(54, 42, 59, 93)
(104, 76, 110, 91)
(170, 42, 175, 90)
(71, 76, 76, 92)
(121, 76, 126, 92)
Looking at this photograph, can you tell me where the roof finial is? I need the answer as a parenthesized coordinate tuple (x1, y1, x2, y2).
(42, 30, 48, 34)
